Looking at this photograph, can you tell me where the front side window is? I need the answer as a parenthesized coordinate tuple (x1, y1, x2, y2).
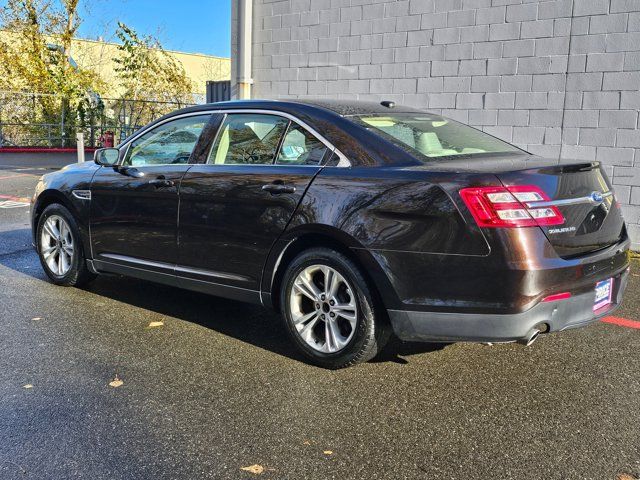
(276, 122, 328, 166)
(355, 114, 523, 161)
(123, 115, 211, 166)
(208, 114, 288, 165)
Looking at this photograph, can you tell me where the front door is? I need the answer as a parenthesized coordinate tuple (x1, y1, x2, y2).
(178, 113, 330, 295)
(90, 114, 212, 272)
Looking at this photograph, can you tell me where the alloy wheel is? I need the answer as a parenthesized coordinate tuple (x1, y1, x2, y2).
(289, 264, 358, 353)
(40, 215, 74, 276)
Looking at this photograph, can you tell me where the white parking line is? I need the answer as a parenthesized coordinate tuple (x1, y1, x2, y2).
(0, 200, 29, 209)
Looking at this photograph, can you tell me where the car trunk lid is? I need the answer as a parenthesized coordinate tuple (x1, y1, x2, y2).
(495, 160, 625, 258)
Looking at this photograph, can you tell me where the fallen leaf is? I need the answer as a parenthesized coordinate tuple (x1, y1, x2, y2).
(23, 384, 33, 389)
(148, 321, 164, 328)
(323, 450, 333, 455)
(31, 317, 43, 321)
(617, 474, 638, 480)
(109, 375, 123, 388)
(303, 440, 311, 445)
(240, 464, 264, 475)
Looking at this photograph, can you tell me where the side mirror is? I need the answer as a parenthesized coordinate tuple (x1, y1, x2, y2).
(94, 148, 120, 166)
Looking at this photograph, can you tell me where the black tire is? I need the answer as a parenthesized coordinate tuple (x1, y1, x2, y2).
(36, 203, 96, 287)
(280, 247, 391, 369)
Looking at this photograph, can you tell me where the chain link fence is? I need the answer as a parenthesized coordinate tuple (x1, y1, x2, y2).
(0, 91, 202, 148)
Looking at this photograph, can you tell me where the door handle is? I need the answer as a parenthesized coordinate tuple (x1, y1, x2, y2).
(262, 183, 296, 195)
(148, 177, 175, 188)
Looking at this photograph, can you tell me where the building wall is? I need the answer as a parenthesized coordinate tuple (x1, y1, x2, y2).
(69, 38, 231, 97)
(0, 30, 231, 97)
(232, 0, 640, 250)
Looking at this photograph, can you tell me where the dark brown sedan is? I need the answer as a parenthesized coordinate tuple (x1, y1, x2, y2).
(31, 100, 630, 368)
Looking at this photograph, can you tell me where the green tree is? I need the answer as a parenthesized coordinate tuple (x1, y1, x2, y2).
(0, 3, 195, 146)
(110, 22, 195, 136)
(0, 0, 104, 146)
(113, 22, 193, 104)
(0, 0, 102, 96)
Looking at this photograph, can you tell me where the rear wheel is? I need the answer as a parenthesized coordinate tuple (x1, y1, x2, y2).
(280, 248, 390, 369)
(37, 203, 95, 287)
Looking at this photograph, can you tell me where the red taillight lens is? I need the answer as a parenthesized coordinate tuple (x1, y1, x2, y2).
(459, 185, 564, 228)
(542, 292, 572, 302)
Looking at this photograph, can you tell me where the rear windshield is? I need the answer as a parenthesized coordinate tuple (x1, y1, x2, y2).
(355, 114, 523, 160)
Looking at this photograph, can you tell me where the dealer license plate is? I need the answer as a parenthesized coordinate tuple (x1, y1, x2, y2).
(593, 278, 614, 312)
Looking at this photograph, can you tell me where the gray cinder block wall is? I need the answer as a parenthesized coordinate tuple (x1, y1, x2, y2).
(231, 0, 640, 250)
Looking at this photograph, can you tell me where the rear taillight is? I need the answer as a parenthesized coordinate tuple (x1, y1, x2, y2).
(459, 185, 564, 228)
(542, 292, 572, 302)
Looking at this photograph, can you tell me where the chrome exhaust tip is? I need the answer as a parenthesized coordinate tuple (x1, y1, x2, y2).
(518, 329, 540, 347)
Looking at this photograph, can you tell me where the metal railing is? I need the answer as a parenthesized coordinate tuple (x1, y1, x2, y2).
(0, 91, 202, 148)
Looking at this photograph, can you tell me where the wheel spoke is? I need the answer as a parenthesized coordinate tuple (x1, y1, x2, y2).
(44, 219, 60, 240)
(302, 273, 323, 299)
(64, 227, 73, 245)
(324, 319, 333, 352)
(57, 250, 64, 275)
(293, 281, 316, 302)
(42, 245, 56, 259)
(334, 321, 348, 350)
(46, 250, 58, 272)
(54, 218, 63, 239)
(59, 221, 67, 241)
(63, 250, 72, 272)
(298, 315, 320, 341)
(293, 310, 317, 326)
(325, 267, 340, 297)
(333, 303, 357, 323)
(294, 274, 321, 302)
(325, 318, 344, 353)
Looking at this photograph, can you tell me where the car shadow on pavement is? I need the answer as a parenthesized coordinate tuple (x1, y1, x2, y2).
(0, 228, 34, 257)
(81, 274, 447, 365)
(0, 239, 447, 366)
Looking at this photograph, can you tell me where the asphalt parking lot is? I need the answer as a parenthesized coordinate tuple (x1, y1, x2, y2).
(0, 161, 639, 480)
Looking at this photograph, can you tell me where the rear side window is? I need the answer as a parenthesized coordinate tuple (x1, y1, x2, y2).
(356, 114, 522, 161)
(276, 122, 328, 166)
(208, 113, 288, 165)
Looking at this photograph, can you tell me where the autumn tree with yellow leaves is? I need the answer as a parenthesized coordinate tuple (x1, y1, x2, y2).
(0, 0, 102, 96)
(0, 0, 195, 146)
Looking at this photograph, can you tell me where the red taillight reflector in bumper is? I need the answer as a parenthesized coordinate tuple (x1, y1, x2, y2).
(459, 185, 564, 228)
(542, 292, 572, 302)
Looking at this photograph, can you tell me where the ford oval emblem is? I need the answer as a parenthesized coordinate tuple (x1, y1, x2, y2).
(591, 191, 604, 203)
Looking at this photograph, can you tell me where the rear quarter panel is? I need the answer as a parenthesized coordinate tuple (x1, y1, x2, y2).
(275, 166, 501, 310)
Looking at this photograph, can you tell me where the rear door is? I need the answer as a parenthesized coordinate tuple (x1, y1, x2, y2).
(90, 114, 212, 271)
(177, 112, 331, 294)
(496, 161, 625, 258)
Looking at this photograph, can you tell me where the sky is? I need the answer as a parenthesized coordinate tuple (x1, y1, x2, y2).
(74, 0, 231, 58)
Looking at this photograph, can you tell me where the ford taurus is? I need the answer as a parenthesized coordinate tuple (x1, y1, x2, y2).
(31, 100, 630, 368)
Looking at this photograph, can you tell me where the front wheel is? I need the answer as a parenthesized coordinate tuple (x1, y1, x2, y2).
(36, 203, 95, 287)
(280, 248, 391, 369)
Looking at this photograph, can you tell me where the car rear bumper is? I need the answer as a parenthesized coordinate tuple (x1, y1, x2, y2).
(388, 266, 629, 343)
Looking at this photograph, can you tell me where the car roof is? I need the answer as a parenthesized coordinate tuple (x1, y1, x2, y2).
(171, 98, 423, 117)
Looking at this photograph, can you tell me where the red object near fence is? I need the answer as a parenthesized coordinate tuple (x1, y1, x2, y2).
(100, 131, 115, 148)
